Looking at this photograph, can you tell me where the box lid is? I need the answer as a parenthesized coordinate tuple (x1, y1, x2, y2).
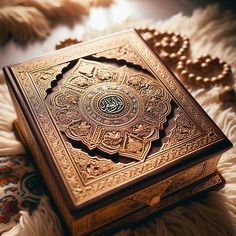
(3, 29, 232, 217)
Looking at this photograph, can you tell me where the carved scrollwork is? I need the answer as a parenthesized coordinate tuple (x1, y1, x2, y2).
(132, 123, 154, 138)
(47, 59, 171, 161)
(30, 62, 70, 97)
(66, 143, 124, 181)
(93, 44, 149, 71)
(163, 109, 202, 149)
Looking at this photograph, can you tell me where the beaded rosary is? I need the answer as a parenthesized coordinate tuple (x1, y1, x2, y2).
(137, 27, 235, 103)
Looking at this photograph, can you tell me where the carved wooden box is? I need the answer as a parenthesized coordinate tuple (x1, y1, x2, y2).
(3, 29, 232, 235)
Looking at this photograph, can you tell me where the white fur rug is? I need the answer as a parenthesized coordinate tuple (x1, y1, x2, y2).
(0, 4, 236, 236)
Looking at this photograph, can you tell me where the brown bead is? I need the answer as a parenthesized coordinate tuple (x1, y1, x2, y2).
(154, 42, 162, 52)
(223, 70, 231, 77)
(203, 77, 211, 86)
(163, 36, 170, 42)
(186, 59, 192, 66)
(183, 39, 189, 46)
(180, 55, 187, 61)
(170, 53, 178, 63)
(178, 61, 184, 66)
(176, 64, 184, 73)
(179, 48, 185, 54)
(217, 74, 224, 80)
(169, 42, 176, 48)
(196, 76, 203, 84)
(172, 37, 179, 43)
(201, 63, 207, 68)
(180, 70, 189, 81)
(211, 77, 218, 83)
(223, 67, 232, 77)
(219, 60, 225, 67)
(219, 86, 236, 103)
(188, 73, 196, 84)
(212, 57, 219, 63)
(161, 52, 169, 61)
(177, 51, 182, 56)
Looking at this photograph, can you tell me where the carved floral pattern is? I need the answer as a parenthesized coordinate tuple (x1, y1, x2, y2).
(66, 143, 124, 181)
(48, 59, 171, 161)
(93, 44, 149, 71)
(163, 108, 202, 149)
(30, 62, 70, 97)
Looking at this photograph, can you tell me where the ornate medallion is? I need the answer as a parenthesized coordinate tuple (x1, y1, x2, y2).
(99, 95, 125, 114)
(48, 59, 171, 161)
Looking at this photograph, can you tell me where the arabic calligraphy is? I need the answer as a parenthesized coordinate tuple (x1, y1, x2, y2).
(99, 95, 125, 114)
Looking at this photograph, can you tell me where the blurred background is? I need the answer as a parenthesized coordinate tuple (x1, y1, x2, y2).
(0, 0, 236, 68)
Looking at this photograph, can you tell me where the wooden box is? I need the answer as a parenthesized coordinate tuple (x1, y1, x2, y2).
(3, 29, 232, 235)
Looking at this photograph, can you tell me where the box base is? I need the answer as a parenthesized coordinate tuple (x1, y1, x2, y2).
(89, 171, 224, 236)
(12, 120, 225, 236)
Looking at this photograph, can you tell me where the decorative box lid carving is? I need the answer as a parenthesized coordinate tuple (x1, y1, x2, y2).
(4, 29, 232, 212)
(49, 59, 171, 161)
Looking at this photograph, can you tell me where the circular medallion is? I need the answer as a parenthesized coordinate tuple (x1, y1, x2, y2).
(98, 95, 125, 114)
(80, 83, 143, 127)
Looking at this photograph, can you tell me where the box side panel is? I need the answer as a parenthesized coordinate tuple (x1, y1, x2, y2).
(88, 171, 224, 236)
(72, 155, 220, 235)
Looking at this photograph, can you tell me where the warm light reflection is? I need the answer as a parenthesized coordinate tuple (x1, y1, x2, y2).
(87, 0, 133, 30)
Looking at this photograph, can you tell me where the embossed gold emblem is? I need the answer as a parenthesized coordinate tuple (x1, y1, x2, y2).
(48, 59, 171, 161)
(99, 95, 125, 114)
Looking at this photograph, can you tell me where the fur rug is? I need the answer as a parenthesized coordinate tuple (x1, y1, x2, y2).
(0, 4, 236, 236)
(0, 0, 113, 44)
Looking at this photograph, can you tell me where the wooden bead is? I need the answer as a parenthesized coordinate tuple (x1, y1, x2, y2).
(169, 42, 176, 48)
(172, 37, 179, 43)
(211, 77, 217, 83)
(219, 86, 236, 103)
(163, 36, 170, 42)
(203, 77, 211, 86)
(186, 59, 192, 67)
(217, 74, 224, 80)
(176, 64, 184, 73)
(201, 63, 207, 68)
(180, 70, 188, 81)
(179, 48, 185, 53)
(196, 76, 203, 84)
(180, 56, 187, 61)
(223, 70, 231, 77)
(188, 73, 196, 83)
(154, 42, 162, 52)
(170, 53, 177, 59)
